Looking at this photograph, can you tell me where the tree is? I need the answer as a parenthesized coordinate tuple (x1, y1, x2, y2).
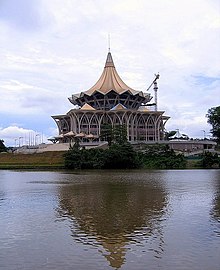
(201, 152, 219, 168)
(103, 142, 142, 169)
(0, 140, 7, 152)
(100, 124, 127, 146)
(99, 124, 114, 146)
(206, 106, 220, 144)
(142, 144, 186, 169)
(113, 125, 127, 145)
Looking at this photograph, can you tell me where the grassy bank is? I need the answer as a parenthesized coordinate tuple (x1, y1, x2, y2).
(0, 151, 66, 169)
(185, 158, 202, 169)
(0, 151, 216, 170)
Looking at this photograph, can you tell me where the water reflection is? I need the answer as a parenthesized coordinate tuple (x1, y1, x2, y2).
(0, 191, 5, 206)
(211, 172, 220, 236)
(57, 172, 169, 268)
(213, 194, 220, 222)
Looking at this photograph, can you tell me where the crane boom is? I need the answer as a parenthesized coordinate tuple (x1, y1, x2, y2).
(146, 73, 160, 91)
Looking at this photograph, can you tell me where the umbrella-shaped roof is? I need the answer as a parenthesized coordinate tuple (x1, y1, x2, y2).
(84, 52, 140, 96)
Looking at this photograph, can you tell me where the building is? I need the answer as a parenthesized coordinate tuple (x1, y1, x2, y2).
(52, 51, 169, 144)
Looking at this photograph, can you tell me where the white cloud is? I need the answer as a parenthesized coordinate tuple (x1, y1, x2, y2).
(0, 126, 51, 147)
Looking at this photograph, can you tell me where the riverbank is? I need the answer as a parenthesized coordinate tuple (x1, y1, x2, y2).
(0, 151, 205, 170)
(0, 151, 65, 169)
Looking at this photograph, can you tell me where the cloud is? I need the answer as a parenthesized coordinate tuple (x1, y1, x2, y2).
(0, 0, 50, 31)
(0, 125, 51, 147)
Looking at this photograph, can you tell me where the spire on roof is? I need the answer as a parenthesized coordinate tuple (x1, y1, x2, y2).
(105, 52, 115, 68)
(108, 33, 111, 52)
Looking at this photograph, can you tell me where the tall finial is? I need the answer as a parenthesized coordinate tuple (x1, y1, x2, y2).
(108, 33, 111, 52)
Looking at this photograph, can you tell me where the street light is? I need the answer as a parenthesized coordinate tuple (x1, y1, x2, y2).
(35, 134, 40, 145)
(201, 130, 206, 140)
(41, 132, 44, 144)
(19, 137, 23, 147)
(14, 138, 18, 147)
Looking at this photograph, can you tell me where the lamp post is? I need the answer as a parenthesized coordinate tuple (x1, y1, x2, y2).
(41, 132, 44, 144)
(201, 130, 206, 140)
(15, 138, 18, 147)
(35, 134, 40, 145)
(19, 137, 23, 147)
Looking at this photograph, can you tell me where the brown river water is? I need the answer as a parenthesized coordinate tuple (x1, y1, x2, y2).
(0, 169, 220, 270)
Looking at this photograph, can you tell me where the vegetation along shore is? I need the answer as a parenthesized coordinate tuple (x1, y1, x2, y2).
(0, 145, 219, 170)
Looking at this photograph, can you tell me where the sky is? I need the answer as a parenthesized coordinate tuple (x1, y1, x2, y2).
(0, 0, 220, 146)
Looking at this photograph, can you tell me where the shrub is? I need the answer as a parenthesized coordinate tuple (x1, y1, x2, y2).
(103, 143, 142, 169)
(64, 142, 142, 170)
(0, 140, 7, 153)
(200, 152, 219, 168)
(142, 144, 186, 169)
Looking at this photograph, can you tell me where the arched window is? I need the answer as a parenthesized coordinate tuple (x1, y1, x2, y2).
(100, 114, 113, 127)
(90, 114, 99, 136)
(111, 113, 122, 126)
(60, 117, 70, 133)
(146, 116, 155, 141)
(137, 115, 146, 141)
(79, 114, 89, 134)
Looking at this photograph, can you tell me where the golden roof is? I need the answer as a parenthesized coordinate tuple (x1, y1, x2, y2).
(80, 103, 96, 110)
(64, 131, 76, 136)
(75, 132, 85, 137)
(84, 52, 140, 96)
(111, 103, 127, 110)
(85, 133, 97, 138)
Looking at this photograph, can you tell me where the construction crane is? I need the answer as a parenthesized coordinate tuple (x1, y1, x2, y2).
(146, 73, 160, 91)
(146, 73, 160, 111)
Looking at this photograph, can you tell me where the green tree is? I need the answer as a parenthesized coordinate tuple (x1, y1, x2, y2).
(100, 123, 114, 146)
(142, 144, 186, 169)
(201, 152, 219, 168)
(113, 125, 127, 145)
(206, 106, 220, 143)
(0, 140, 7, 153)
(64, 147, 105, 169)
(104, 142, 142, 169)
(100, 124, 127, 146)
